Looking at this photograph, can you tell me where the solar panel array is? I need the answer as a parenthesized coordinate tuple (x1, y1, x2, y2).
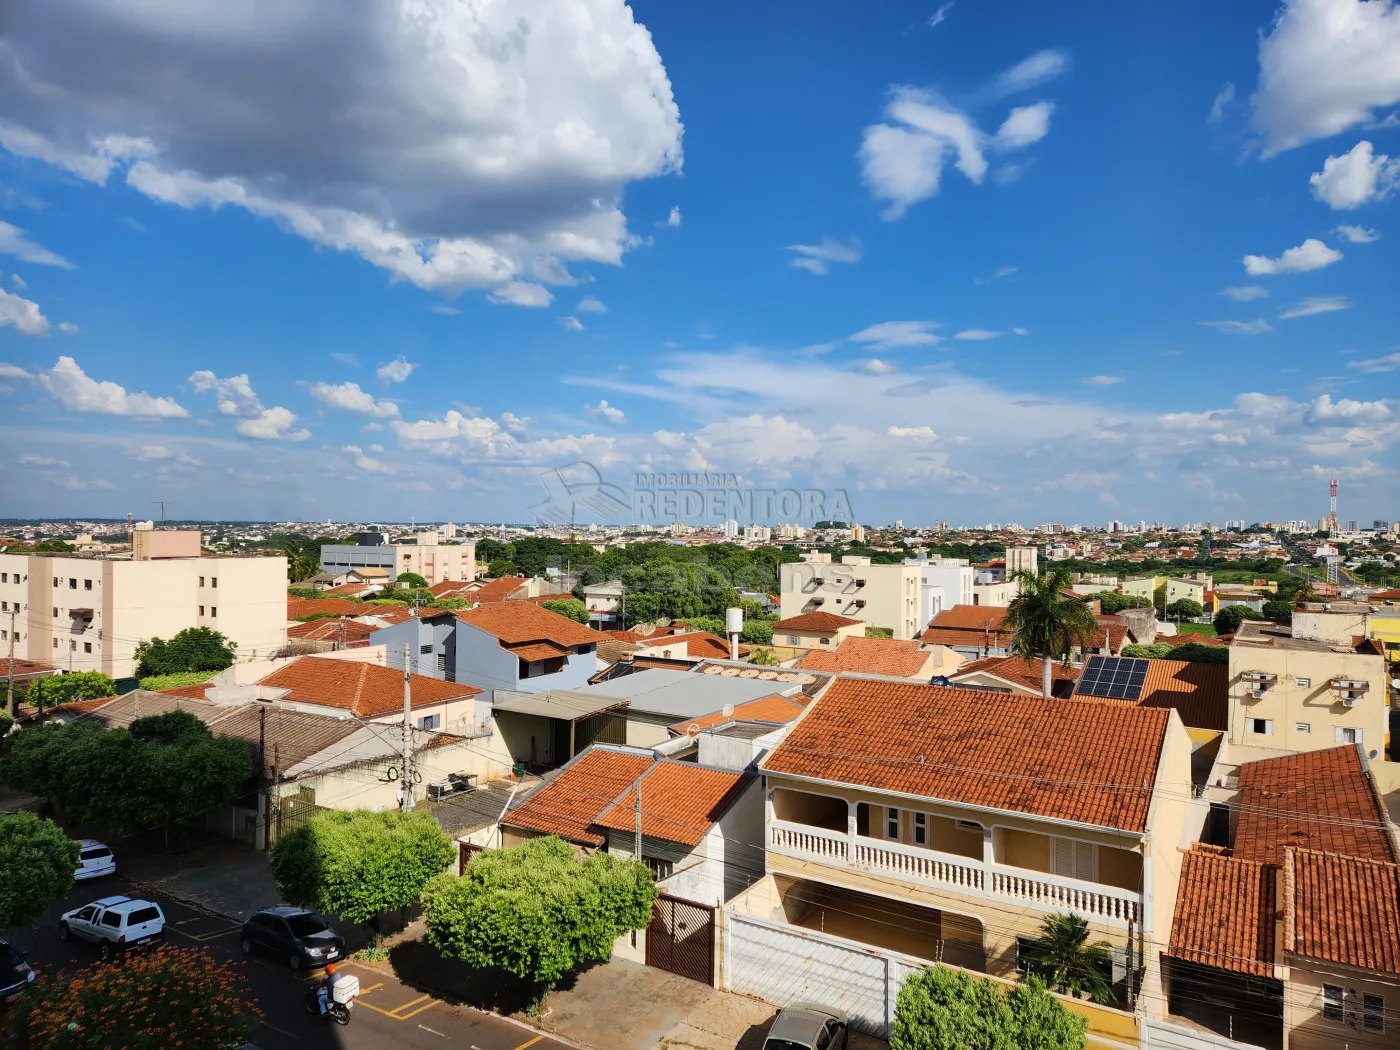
(1075, 656, 1149, 701)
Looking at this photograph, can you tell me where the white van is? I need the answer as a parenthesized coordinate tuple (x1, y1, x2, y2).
(59, 896, 166, 960)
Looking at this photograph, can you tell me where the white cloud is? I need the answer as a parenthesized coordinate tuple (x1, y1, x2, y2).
(1242, 238, 1342, 275)
(786, 237, 863, 275)
(501, 412, 532, 432)
(10, 274, 26, 289)
(975, 265, 1018, 286)
(329, 351, 359, 368)
(189, 370, 262, 416)
(488, 282, 553, 308)
(1305, 392, 1391, 424)
(987, 49, 1070, 99)
(577, 296, 607, 313)
(1334, 224, 1380, 243)
(887, 425, 936, 438)
(558, 316, 584, 332)
(857, 359, 896, 375)
(1279, 295, 1350, 318)
(0, 221, 73, 268)
(0, 0, 682, 301)
(1082, 375, 1125, 386)
(138, 445, 171, 460)
(57, 322, 79, 335)
(376, 356, 416, 384)
(586, 399, 626, 424)
(430, 304, 460, 316)
(1347, 351, 1400, 373)
(1253, 0, 1400, 155)
(0, 363, 35, 380)
(928, 3, 954, 27)
(308, 381, 400, 418)
(953, 329, 1001, 341)
(665, 206, 682, 227)
(1201, 319, 1274, 335)
(1309, 141, 1399, 208)
(38, 356, 188, 418)
(1011, 327, 1029, 336)
(1221, 285, 1269, 302)
(0, 287, 49, 335)
(19, 453, 69, 467)
(995, 102, 1054, 149)
(1208, 82, 1236, 124)
(238, 406, 310, 441)
(850, 320, 943, 349)
(343, 444, 390, 474)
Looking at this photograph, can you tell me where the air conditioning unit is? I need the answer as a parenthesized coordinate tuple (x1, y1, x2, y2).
(1249, 688, 1268, 700)
(1343, 697, 1359, 708)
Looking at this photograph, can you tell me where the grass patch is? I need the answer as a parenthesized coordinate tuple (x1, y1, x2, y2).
(138, 671, 217, 690)
(1175, 623, 1217, 637)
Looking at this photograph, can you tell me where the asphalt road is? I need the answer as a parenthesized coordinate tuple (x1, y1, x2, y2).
(5, 875, 575, 1050)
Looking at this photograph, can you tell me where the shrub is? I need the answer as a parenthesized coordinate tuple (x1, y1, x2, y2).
(395, 572, 430, 588)
(0, 812, 80, 930)
(1213, 604, 1265, 636)
(23, 672, 116, 712)
(134, 627, 236, 677)
(892, 966, 1085, 1050)
(541, 598, 589, 624)
(138, 670, 216, 691)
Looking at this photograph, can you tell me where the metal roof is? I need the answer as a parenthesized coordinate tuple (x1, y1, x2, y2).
(567, 668, 795, 719)
(492, 689, 629, 722)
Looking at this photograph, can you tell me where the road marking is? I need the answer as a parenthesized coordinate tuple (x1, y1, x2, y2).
(513, 1037, 544, 1050)
(395, 998, 439, 1020)
(166, 924, 240, 943)
(259, 1019, 303, 1042)
(417, 1024, 447, 1037)
(357, 981, 385, 994)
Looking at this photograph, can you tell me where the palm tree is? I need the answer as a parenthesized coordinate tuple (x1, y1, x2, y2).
(1005, 566, 1100, 697)
(1024, 912, 1116, 1004)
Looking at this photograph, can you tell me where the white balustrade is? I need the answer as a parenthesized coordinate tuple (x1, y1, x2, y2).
(988, 868, 1140, 925)
(770, 822, 848, 863)
(851, 839, 985, 893)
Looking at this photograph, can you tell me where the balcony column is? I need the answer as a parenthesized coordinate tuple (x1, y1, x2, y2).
(982, 825, 995, 867)
(847, 800, 858, 854)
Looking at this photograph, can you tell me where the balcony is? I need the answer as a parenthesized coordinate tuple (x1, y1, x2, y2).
(768, 820, 1141, 927)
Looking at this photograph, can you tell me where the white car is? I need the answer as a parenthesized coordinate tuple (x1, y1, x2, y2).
(74, 840, 116, 880)
(59, 896, 166, 960)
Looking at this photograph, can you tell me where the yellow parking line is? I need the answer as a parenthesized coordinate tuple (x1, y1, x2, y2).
(389, 994, 433, 1017)
(514, 1036, 544, 1050)
(357, 982, 385, 994)
(395, 998, 439, 1020)
(353, 999, 402, 1019)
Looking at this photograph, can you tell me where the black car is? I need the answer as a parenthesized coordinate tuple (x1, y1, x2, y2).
(240, 907, 345, 970)
(0, 942, 35, 1005)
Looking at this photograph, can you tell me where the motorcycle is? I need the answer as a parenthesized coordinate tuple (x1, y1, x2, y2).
(303, 985, 353, 1026)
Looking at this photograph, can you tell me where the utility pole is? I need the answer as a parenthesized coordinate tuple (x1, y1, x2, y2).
(634, 771, 643, 860)
(401, 643, 415, 810)
(6, 609, 16, 719)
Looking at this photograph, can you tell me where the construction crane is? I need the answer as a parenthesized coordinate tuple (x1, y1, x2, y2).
(150, 500, 172, 522)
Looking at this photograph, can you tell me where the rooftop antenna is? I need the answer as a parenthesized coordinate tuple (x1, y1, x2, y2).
(1328, 477, 1338, 536)
(150, 501, 171, 522)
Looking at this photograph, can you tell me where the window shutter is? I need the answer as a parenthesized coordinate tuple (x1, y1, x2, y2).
(1075, 841, 1097, 881)
(1052, 838, 1075, 877)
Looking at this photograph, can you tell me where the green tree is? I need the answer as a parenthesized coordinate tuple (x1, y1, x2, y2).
(620, 561, 740, 628)
(134, 627, 236, 677)
(475, 539, 514, 565)
(748, 647, 780, 665)
(7, 945, 258, 1049)
(486, 559, 519, 577)
(395, 572, 430, 588)
(541, 598, 589, 624)
(892, 965, 1086, 1050)
(1006, 568, 1100, 698)
(1120, 643, 1175, 659)
(1262, 599, 1295, 624)
(1022, 913, 1115, 1005)
(137, 671, 216, 691)
(1163, 599, 1203, 621)
(0, 812, 80, 930)
(1005, 977, 1090, 1049)
(1214, 604, 1264, 636)
(422, 836, 656, 995)
(270, 809, 455, 927)
(24, 671, 116, 712)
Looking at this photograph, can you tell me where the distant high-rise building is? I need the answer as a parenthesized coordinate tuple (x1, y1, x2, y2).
(1374, 520, 1390, 531)
(722, 518, 739, 538)
(1347, 519, 1358, 532)
(894, 519, 903, 529)
(851, 524, 866, 543)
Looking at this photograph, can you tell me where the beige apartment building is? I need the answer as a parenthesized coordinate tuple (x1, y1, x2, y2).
(317, 531, 476, 584)
(0, 529, 287, 679)
(779, 554, 921, 640)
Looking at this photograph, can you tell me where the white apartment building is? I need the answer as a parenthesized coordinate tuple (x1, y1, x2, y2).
(779, 553, 921, 640)
(318, 531, 476, 584)
(903, 554, 974, 632)
(0, 528, 287, 679)
(742, 524, 772, 543)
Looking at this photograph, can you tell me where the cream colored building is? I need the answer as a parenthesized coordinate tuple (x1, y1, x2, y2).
(779, 554, 921, 640)
(0, 529, 287, 679)
(1121, 575, 1167, 606)
(1163, 576, 1209, 608)
(1227, 619, 1388, 756)
(318, 532, 476, 584)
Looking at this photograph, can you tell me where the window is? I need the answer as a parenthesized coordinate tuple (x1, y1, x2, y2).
(914, 812, 927, 846)
(84, 642, 92, 654)
(644, 856, 674, 880)
(1, 601, 6, 611)
(1052, 838, 1098, 882)
(1295, 676, 1311, 688)
(819, 636, 831, 645)
(436, 653, 446, 673)
(1322, 984, 1343, 1023)
(210, 607, 216, 617)
(886, 807, 900, 840)
(69, 578, 76, 589)
(126, 907, 161, 926)
(199, 606, 205, 616)
(957, 819, 984, 832)
(1335, 726, 1363, 745)
(199, 576, 205, 587)
(52, 577, 58, 586)
(420, 643, 433, 655)
(84, 579, 92, 590)
(416, 714, 441, 731)
(52, 638, 58, 649)
(211, 577, 217, 588)
(786, 635, 800, 644)
(99, 911, 122, 929)
(1, 573, 6, 582)
(1246, 717, 1273, 736)
(1295, 722, 1311, 733)
(1364, 993, 1385, 1033)
(51, 607, 57, 617)
(70, 640, 76, 651)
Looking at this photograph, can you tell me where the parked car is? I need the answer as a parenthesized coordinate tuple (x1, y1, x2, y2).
(0, 942, 35, 1005)
(73, 839, 116, 880)
(762, 1003, 849, 1050)
(58, 896, 166, 960)
(240, 907, 345, 970)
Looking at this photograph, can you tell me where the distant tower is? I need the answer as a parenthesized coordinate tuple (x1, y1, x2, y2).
(1329, 478, 1338, 535)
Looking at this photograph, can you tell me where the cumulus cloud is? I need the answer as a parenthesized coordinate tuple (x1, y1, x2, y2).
(343, 444, 390, 474)
(1082, 375, 1125, 386)
(1200, 319, 1273, 335)
(1347, 351, 1400, 373)
(1221, 285, 1269, 302)
(57, 322, 79, 335)
(954, 329, 1001, 341)
(586, 399, 626, 424)
(1334, 224, 1380, 243)
(1309, 141, 1399, 208)
(1279, 295, 1350, 319)
(857, 359, 896, 375)
(308, 381, 400, 419)
(558, 316, 584, 332)
(994, 102, 1054, 149)
(577, 296, 607, 313)
(1252, 0, 1400, 155)
(787, 237, 863, 275)
(1242, 238, 1342, 275)
(376, 356, 415, 384)
(887, 424, 936, 438)
(1208, 82, 1236, 124)
(238, 406, 310, 441)
(850, 320, 942, 348)
(189, 370, 262, 416)
(0, 221, 73, 268)
(35, 356, 188, 417)
(0, 287, 50, 335)
(489, 283, 554, 308)
(1305, 392, 1391, 424)
(665, 206, 682, 227)
(0, 0, 683, 302)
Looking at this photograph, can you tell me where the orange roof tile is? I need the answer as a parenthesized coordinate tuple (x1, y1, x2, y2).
(762, 678, 1169, 832)
(950, 655, 1075, 696)
(287, 618, 377, 644)
(324, 582, 374, 596)
(1153, 633, 1228, 648)
(505, 748, 654, 846)
(1071, 659, 1228, 732)
(924, 605, 1011, 631)
(506, 641, 572, 662)
(1235, 747, 1396, 865)
(1286, 848, 1400, 975)
(634, 631, 735, 660)
(428, 580, 472, 598)
(159, 682, 213, 701)
(257, 656, 479, 719)
(287, 596, 371, 619)
(1168, 846, 1276, 976)
(594, 761, 749, 846)
(0, 658, 55, 678)
(771, 611, 864, 632)
(456, 600, 606, 649)
(795, 636, 932, 678)
(464, 576, 529, 603)
(669, 693, 808, 735)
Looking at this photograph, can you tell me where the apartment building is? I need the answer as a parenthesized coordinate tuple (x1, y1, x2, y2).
(0, 529, 286, 679)
(318, 531, 476, 584)
(902, 554, 974, 631)
(779, 554, 921, 640)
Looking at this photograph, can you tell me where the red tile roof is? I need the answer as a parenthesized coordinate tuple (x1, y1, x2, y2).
(795, 636, 932, 678)
(669, 694, 808, 735)
(464, 576, 530, 603)
(428, 580, 472, 598)
(1285, 848, 1400, 975)
(1168, 846, 1276, 976)
(1153, 633, 1228, 648)
(159, 682, 213, 701)
(605, 626, 685, 645)
(771, 611, 864, 632)
(324, 582, 375, 596)
(0, 658, 56, 678)
(287, 618, 377, 645)
(594, 761, 749, 846)
(762, 678, 1169, 832)
(919, 605, 1012, 649)
(505, 748, 655, 846)
(257, 656, 479, 719)
(634, 631, 737, 660)
(1071, 659, 1228, 732)
(950, 655, 1075, 696)
(1234, 747, 1396, 865)
(456, 600, 606, 651)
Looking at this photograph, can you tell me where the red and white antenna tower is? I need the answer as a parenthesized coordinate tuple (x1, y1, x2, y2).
(1328, 477, 1338, 535)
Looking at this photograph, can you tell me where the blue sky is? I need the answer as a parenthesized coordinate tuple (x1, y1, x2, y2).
(1, 0, 1397, 526)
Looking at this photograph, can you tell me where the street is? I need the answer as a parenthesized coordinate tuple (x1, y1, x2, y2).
(5, 876, 575, 1050)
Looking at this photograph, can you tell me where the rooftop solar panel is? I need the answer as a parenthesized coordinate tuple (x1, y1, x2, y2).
(1075, 656, 1149, 701)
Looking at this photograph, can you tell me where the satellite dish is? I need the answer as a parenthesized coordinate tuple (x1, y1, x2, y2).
(654, 617, 672, 627)
(633, 623, 656, 637)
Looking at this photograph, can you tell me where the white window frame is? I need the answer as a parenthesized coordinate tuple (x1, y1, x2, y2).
(886, 807, 900, 841)
(1246, 717, 1273, 737)
(1294, 722, 1310, 734)
(1295, 677, 1311, 688)
(1322, 984, 1343, 1023)
(913, 812, 927, 846)
(416, 713, 441, 732)
(1052, 837, 1098, 882)
(1364, 992, 1385, 1033)
(1335, 726, 1363, 745)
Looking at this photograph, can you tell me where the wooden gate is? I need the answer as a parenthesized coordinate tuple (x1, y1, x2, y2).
(646, 893, 715, 986)
(459, 842, 485, 874)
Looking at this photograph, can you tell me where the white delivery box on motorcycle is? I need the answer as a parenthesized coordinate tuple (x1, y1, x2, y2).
(331, 974, 359, 1004)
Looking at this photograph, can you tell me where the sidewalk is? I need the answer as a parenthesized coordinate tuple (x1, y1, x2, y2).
(121, 836, 281, 921)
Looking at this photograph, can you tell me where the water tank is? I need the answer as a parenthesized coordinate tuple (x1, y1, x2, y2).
(725, 607, 744, 635)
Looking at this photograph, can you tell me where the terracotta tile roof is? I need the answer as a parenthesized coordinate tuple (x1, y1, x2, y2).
(950, 655, 1075, 696)
(771, 611, 864, 632)
(1285, 848, 1400, 975)
(594, 761, 749, 846)
(456, 600, 606, 650)
(1168, 846, 1276, 976)
(464, 576, 530, 603)
(1071, 659, 1228, 732)
(287, 596, 371, 619)
(17, 694, 120, 721)
(159, 682, 213, 701)
(206, 704, 359, 778)
(324, 582, 374, 596)
(367, 605, 417, 625)
(635, 631, 736, 660)
(1087, 623, 1129, 652)
(0, 658, 55, 678)
(1235, 747, 1396, 865)
(919, 605, 1012, 649)
(428, 580, 472, 598)
(596, 637, 640, 664)
(795, 636, 932, 678)
(257, 656, 480, 718)
(505, 748, 655, 846)
(669, 693, 808, 735)
(1154, 633, 1228, 648)
(507, 641, 572, 662)
(761, 678, 1169, 832)
(287, 618, 377, 645)
(1370, 588, 1400, 602)
(606, 626, 685, 645)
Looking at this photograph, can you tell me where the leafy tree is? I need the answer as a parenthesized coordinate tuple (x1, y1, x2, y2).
(1172, 642, 1228, 664)
(1163, 599, 1203, 621)
(422, 836, 656, 994)
(134, 627, 236, 677)
(1213, 604, 1265, 636)
(620, 561, 740, 627)
(1120, 643, 1175, 659)
(286, 585, 322, 599)
(1005, 977, 1091, 1049)
(1006, 568, 1101, 698)
(475, 539, 515, 565)
(395, 572, 430, 588)
(137, 671, 216, 691)
(486, 559, 519, 578)
(0, 710, 11, 736)
(1023, 913, 1115, 1005)
(0, 812, 80, 930)
(429, 596, 470, 610)
(740, 620, 773, 644)
(270, 809, 455, 926)
(24, 671, 116, 712)
(1087, 592, 1152, 614)
(1262, 599, 1295, 624)
(892, 965, 1085, 1050)
(748, 647, 781, 666)
(865, 625, 894, 639)
(27, 539, 75, 554)
(542, 598, 589, 624)
(7, 945, 258, 1049)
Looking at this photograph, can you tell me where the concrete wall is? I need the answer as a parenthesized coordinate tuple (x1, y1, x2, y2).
(1146, 713, 1196, 994)
(1227, 645, 1387, 755)
(1285, 961, 1393, 1050)
(780, 561, 923, 640)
